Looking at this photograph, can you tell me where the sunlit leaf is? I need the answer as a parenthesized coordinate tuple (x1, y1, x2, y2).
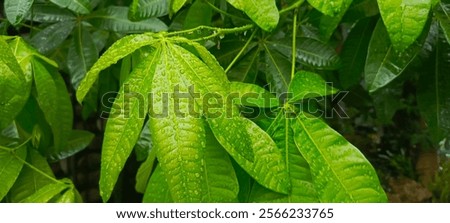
(378, 0, 432, 51)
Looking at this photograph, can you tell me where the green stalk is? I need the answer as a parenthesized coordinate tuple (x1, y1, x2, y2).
(225, 29, 258, 73)
(291, 8, 299, 80)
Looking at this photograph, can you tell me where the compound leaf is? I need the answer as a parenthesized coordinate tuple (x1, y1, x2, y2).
(129, 0, 169, 21)
(307, 0, 352, 16)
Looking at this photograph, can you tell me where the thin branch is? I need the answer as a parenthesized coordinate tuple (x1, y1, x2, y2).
(225, 29, 257, 73)
(203, 0, 251, 23)
(291, 8, 299, 80)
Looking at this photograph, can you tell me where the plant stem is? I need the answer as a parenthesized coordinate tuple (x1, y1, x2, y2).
(224, 29, 257, 73)
(291, 8, 299, 80)
(203, 0, 251, 23)
(166, 24, 254, 38)
(280, 0, 305, 15)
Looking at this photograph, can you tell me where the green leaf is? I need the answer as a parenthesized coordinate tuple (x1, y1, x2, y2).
(250, 112, 319, 202)
(0, 38, 30, 129)
(170, 0, 187, 15)
(134, 120, 153, 161)
(292, 112, 387, 202)
(129, 0, 169, 21)
(184, 0, 212, 29)
(372, 82, 405, 124)
(89, 6, 168, 33)
(417, 27, 450, 143)
(30, 21, 76, 54)
(339, 17, 376, 89)
(20, 180, 70, 203)
(377, 0, 432, 51)
(100, 49, 160, 202)
(0, 144, 27, 200)
(169, 41, 290, 194)
(230, 82, 280, 108)
(8, 37, 58, 69)
(48, 130, 94, 161)
(4, 0, 35, 25)
(227, 46, 259, 83)
(342, 0, 380, 23)
(307, 0, 352, 16)
(143, 166, 173, 202)
(32, 60, 73, 158)
(226, 0, 279, 31)
(68, 24, 99, 89)
(26, 4, 76, 23)
(263, 45, 291, 97)
(149, 45, 206, 202)
(135, 149, 156, 193)
(54, 187, 83, 203)
(365, 20, 422, 92)
(270, 38, 341, 69)
(435, 0, 450, 44)
(76, 33, 156, 103)
(49, 0, 91, 14)
(288, 71, 338, 103)
(7, 148, 55, 202)
(201, 125, 239, 202)
(315, 0, 353, 41)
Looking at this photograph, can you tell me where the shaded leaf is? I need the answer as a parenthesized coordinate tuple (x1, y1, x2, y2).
(26, 4, 76, 23)
(293, 112, 387, 202)
(48, 130, 94, 161)
(417, 27, 450, 143)
(263, 45, 291, 97)
(4, 0, 34, 25)
(435, 0, 450, 44)
(378, 0, 432, 51)
(30, 21, 76, 54)
(89, 6, 168, 33)
(134, 120, 153, 161)
(270, 37, 341, 69)
(226, 0, 279, 31)
(129, 0, 169, 21)
(227, 46, 259, 83)
(364, 20, 423, 92)
(68, 24, 99, 89)
(339, 17, 376, 89)
(50, 0, 91, 14)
